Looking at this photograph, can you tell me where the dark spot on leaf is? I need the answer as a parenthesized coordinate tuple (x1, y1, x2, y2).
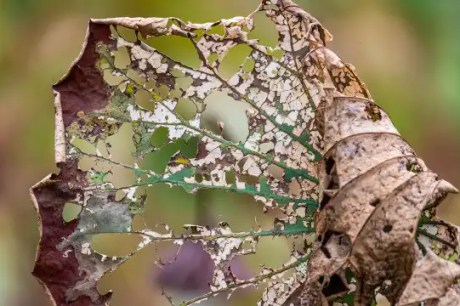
(322, 247, 331, 259)
(364, 103, 382, 122)
(370, 198, 380, 207)
(406, 161, 422, 173)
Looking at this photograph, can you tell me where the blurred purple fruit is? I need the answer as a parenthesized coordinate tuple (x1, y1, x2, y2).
(154, 241, 214, 292)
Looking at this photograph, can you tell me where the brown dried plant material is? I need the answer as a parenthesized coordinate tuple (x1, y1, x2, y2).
(272, 1, 460, 304)
(31, 0, 459, 305)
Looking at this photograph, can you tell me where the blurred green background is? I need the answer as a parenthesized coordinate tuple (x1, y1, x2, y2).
(1, 0, 459, 305)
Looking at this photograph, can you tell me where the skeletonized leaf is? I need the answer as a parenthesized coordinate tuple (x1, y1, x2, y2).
(32, 6, 321, 305)
(31, 1, 459, 305)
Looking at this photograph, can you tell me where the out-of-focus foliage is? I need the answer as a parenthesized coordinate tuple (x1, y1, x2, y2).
(1, 1, 460, 306)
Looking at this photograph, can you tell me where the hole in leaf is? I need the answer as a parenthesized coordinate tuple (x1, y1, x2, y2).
(126, 68, 146, 86)
(245, 235, 291, 271)
(113, 46, 131, 69)
(105, 165, 136, 190)
(229, 256, 253, 281)
(71, 138, 97, 155)
(341, 292, 355, 305)
(242, 57, 255, 73)
(142, 35, 201, 69)
(320, 231, 340, 258)
(240, 174, 259, 186)
(155, 241, 214, 291)
(207, 24, 225, 36)
(78, 156, 97, 172)
(180, 136, 199, 158)
(288, 180, 300, 196)
(324, 156, 339, 190)
(219, 44, 252, 79)
(325, 157, 335, 175)
(322, 246, 332, 259)
(320, 193, 331, 209)
(202, 91, 249, 142)
(105, 123, 136, 165)
(318, 276, 325, 284)
(225, 171, 236, 185)
(370, 198, 380, 207)
(91, 233, 142, 257)
(144, 184, 197, 231)
(115, 190, 126, 201)
(322, 273, 348, 297)
(62, 202, 82, 222)
(112, 25, 139, 43)
(383, 225, 393, 233)
(174, 97, 198, 120)
(267, 164, 284, 181)
(375, 293, 391, 306)
(195, 173, 203, 183)
(103, 69, 125, 86)
(134, 89, 154, 110)
(202, 173, 211, 182)
(131, 215, 145, 232)
(248, 13, 278, 48)
(208, 52, 219, 65)
(150, 127, 169, 148)
(141, 137, 195, 174)
(344, 267, 355, 283)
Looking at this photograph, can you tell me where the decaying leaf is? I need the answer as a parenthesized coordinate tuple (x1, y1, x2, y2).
(31, 0, 459, 305)
(276, 1, 460, 304)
